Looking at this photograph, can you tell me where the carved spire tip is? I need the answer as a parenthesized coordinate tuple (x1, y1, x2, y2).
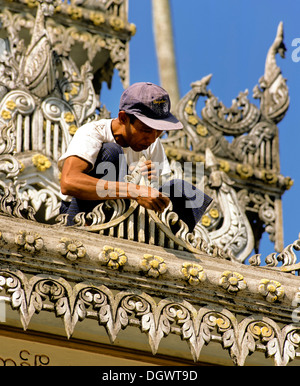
(205, 147, 218, 170)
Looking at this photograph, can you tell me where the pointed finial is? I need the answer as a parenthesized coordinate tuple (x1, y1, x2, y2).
(205, 147, 218, 171)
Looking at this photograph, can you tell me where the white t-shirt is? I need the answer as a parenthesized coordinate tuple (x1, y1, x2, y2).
(58, 119, 171, 201)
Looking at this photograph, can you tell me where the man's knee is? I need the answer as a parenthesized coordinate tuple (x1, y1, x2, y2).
(159, 178, 213, 231)
(92, 143, 127, 181)
(100, 143, 124, 161)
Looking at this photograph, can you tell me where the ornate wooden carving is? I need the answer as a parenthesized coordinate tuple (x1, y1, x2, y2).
(0, 1, 298, 366)
(162, 22, 292, 253)
(0, 213, 299, 365)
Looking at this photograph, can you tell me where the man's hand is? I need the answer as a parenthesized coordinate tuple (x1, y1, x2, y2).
(129, 159, 158, 183)
(133, 185, 170, 213)
(139, 160, 158, 182)
(61, 156, 170, 213)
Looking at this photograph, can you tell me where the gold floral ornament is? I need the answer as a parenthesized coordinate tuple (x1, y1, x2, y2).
(184, 101, 193, 115)
(140, 254, 167, 278)
(219, 271, 247, 294)
(201, 215, 211, 227)
(70, 30, 80, 40)
(109, 16, 124, 31)
(64, 112, 75, 123)
(236, 163, 253, 179)
(58, 238, 86, 261)
(261, 170, 278, 185)
(201, 208, 219, 228)
(284, 177, 294, 190)
(67, 6, 82, 20)
(182, 262, 206, 286)
(19, 161, 25, 173)
(68, 125, 78, 135)
(1, 110, 12, 120)
(90, 11, 105, 26)
(258, 279, 284, 303)
(165, 147, 182, 161)
(188, 115, 199, 126)
(32, 154, 51, 172)
(69, 86, 78, 96)
(15, 231, 44, 253)
(6, 100, 16, 111)
(129, 23, 137, 36)
(196, 124, 208, 137)
(26, 0, 38, 8)
(63, 79, 80, 103)
(219, 160, 230, 173)
(193, 154, 205, 163)
(99, 245, 127, 270)
(209, 208, 219, 219)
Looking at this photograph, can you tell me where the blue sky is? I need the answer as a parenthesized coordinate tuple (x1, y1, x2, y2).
(102, 0, 300, 260)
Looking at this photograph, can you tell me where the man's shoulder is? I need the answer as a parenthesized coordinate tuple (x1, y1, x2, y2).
(80, 118, 111, 131)
(77, 119, 113, 140)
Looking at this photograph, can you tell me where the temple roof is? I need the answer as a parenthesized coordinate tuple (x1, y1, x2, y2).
(0, 0, 299, 366)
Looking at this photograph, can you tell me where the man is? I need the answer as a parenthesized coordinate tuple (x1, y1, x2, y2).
(58, 82, 212, 228)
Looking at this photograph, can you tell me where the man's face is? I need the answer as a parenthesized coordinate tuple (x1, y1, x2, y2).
(126, 117, 162, 152)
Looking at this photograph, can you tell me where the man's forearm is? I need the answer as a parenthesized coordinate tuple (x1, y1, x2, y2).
(61, 168, 170, 213)
(61, 173, 155, 201)
(96, 179, 159, 200)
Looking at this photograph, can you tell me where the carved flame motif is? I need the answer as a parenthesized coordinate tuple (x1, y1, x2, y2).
(162, 22, 291, 254)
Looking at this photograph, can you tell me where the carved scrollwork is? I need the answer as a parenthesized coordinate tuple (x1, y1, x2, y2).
(69, 199, 131, 228)
(76, 286, 108, 313)
(0, 0, 133, 224)
(51, 147, 252, 261)
(283, 328, 300, 365)
(34, 278, 67, 305)
(249, 233, 300, 271)
(202, 149, 254, 261)
(237, 189, 277, 246)
(0, 91, 36, 118)
(162, 22, 290, 257)
(0, 179, 36, 221)
(230, 121, 277, 164)
(202, 90, 260, 136)
(32, 154, 52, 172)
(253, 22, 289, 123)
(57, 57, 98, 124)
(22, 34, 55, 98)
(0, 154, 20, 178)
(0, 122, 15, 156)
(0, 1, 292, 271)
(1, 270, 300, 365)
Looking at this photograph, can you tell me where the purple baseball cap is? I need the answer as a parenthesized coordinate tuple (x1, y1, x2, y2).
(119, 82, 183, 131)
